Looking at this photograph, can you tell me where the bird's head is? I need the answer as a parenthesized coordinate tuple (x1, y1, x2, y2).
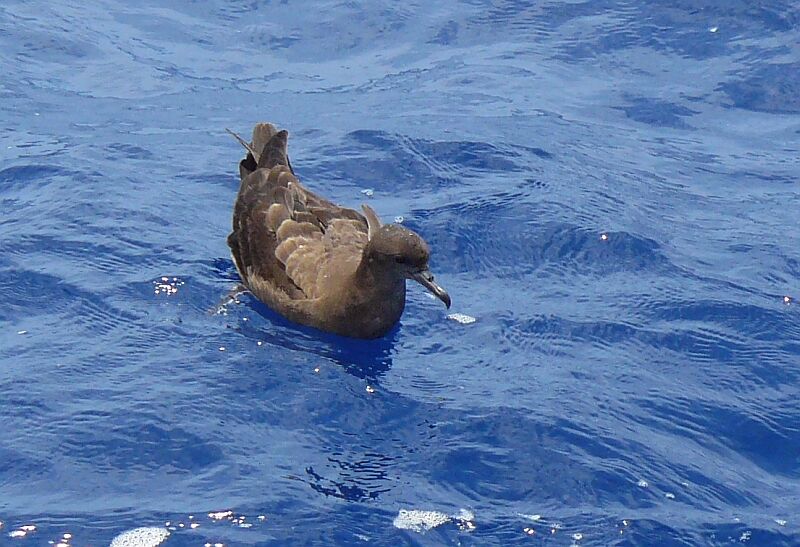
(361, 204, 451, 308)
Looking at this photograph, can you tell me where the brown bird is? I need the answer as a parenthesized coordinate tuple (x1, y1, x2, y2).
(225, 122, 451, 339)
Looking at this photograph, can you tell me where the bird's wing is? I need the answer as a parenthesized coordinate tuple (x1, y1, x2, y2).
(229, 125, 370, 300)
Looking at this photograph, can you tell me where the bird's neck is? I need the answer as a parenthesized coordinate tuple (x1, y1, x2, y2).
(355, 255, 405, 296)
(330, 254, 405, 337)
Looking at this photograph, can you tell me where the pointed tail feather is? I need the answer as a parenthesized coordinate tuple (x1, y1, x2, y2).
(225, 128, 259, 159)
(252, 123, 278, 161)
(226, 123, 294, 175)
(257, 129, 291, 170)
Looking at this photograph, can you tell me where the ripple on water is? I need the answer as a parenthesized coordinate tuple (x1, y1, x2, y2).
(0, 165, 75, 185)
(426, 194, 672, 278)
(315, 130, 536, 195)
(635, 394, 800, 480)
(721, 61, 800, 114)
(302, 444, 400, 502)
(59, 416, 224, 473)
(0, 0, 799, 543)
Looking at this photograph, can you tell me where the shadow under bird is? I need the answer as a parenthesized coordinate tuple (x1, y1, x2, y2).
(225, 122, 451, 339)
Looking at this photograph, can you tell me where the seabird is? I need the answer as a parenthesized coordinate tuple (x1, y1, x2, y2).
(226, 122, 451, 339)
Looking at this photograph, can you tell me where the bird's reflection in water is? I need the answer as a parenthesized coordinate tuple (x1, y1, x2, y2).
(217, 284, 405, 504)
(234, 294, 397, 380)
(303, 454, 394, 502)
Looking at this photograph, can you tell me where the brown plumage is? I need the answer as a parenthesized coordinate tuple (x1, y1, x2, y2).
(226, 122, 451, 339)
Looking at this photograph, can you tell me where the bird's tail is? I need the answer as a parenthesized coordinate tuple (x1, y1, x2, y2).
(226, 123, 293, 178)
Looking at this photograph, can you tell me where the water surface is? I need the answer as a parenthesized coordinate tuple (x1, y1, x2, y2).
(1, 0, 799, 545)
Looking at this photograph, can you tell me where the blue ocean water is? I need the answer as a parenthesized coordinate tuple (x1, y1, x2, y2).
(1, 0, 799, 545)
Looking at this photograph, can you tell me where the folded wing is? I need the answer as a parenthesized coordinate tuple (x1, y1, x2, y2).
(228, 126, 370, 302)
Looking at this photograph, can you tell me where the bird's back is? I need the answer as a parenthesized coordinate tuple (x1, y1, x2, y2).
(227, 124, 370, 313)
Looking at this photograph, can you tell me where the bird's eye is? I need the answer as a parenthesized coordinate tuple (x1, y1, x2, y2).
(394, 256, 405, 264)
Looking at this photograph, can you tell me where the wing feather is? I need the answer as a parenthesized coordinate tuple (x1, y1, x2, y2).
(229, 125, 372, 303)
(276, 219, 320, 240)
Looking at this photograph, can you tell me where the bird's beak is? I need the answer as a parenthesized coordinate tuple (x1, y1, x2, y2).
(410, 269, 451, 309)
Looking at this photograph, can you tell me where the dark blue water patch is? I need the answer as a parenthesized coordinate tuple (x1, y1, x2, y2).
(0, 386, 57, 427)
(698, 521, 798, 547)
(614, 96, 699, 129)
(6, 234, 162, 279)
(701, 404, 799, 479)
(428, 20, 459, 45)
(207, 256, 240, 282)
(222, 1, 423, 62)
(60, 416, 223, 473)
(461, 0, 797, 61)
(309, 138, 459, 194)
(422, 409, 677, 513)
(1, 18, 101, 64)
(633, 395, 800, 485)
(0, 447, 52, 487)
(402, 137, 527, 173)
(719, 62, 800, 114)
(648, 299, 800, 345)
(107, 143, 155, 160)
(0, 164, 75, 185)
(720, 169, 799, 186)
(228, 293, 398, 379)
(518, 144, 553, 160)
(523, 176, 549, 189)
(537, 226, 668, 274)
(304, 446, 398, 502)
(0, 267, 79, 319)
(304, 457, 392, 502)
(623, 518, 711, 546)
(787, 256, 800, 278)
(497, 297, 800, 390)
(320, 130, 535, 193)
(426, 205, 671, 277)
(244, 25, 302, 50)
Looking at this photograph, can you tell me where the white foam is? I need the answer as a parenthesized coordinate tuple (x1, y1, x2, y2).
(393, 508, 475, 533)
(454, 509, 476, 531)
(447, 313, 476, 325)
(520, 513, 542, 522)
(393, 509, 450, 533)
(109, 527, 169, 547)
(455, 509, 474, 521)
